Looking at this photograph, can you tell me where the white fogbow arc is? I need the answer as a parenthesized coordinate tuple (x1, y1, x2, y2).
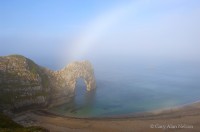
(66, 1, 144, 61)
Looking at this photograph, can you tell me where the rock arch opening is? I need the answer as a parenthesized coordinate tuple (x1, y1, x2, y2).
(73, 78, 96, 108)
(58, 60, 96, 92)
(74, 78, 88, 106)
(50, 61, 96, 107)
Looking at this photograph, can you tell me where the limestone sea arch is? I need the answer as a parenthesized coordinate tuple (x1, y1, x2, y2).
(59, 61, 96, 91)
(45, 60, 97, 106)
(0, 55, 96, 110)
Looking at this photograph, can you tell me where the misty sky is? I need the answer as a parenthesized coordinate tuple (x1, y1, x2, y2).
(0, 0, 200, 69)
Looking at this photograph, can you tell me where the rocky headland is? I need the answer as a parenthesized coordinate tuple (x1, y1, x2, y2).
(0, 55, 96, 112)
(1, 55, 200, 132)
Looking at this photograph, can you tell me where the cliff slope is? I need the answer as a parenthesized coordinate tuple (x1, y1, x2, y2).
(0, 55, 95, 112)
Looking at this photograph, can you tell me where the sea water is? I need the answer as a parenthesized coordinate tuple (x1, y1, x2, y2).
(49, 59, 200, 117)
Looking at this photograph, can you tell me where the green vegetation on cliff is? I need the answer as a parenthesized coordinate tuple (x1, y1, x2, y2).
(0, 55, 51, 111)
(26, 57, 50, 88)
(0, 113, 48, 132)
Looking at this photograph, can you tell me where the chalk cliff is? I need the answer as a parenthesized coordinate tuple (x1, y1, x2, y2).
(0, 55, 96, 111)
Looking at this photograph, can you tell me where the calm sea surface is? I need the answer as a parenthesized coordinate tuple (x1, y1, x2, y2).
(49, 59, 200, 117)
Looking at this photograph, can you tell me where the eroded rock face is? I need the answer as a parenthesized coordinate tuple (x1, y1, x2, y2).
(0, 55, 96, 111)
(59, 61, 96, 91)
(48, 61, 96, 106)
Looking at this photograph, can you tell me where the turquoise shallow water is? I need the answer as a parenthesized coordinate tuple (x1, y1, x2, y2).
(49, 60, 200, 118)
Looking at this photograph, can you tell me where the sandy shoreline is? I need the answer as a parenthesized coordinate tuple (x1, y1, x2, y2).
(12, 102, 200, 132)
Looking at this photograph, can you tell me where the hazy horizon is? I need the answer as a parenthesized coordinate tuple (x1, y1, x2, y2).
(1, 0, 200, 70)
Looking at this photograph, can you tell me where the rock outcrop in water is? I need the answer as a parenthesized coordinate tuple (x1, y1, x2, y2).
(0, 55, 96, 111)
